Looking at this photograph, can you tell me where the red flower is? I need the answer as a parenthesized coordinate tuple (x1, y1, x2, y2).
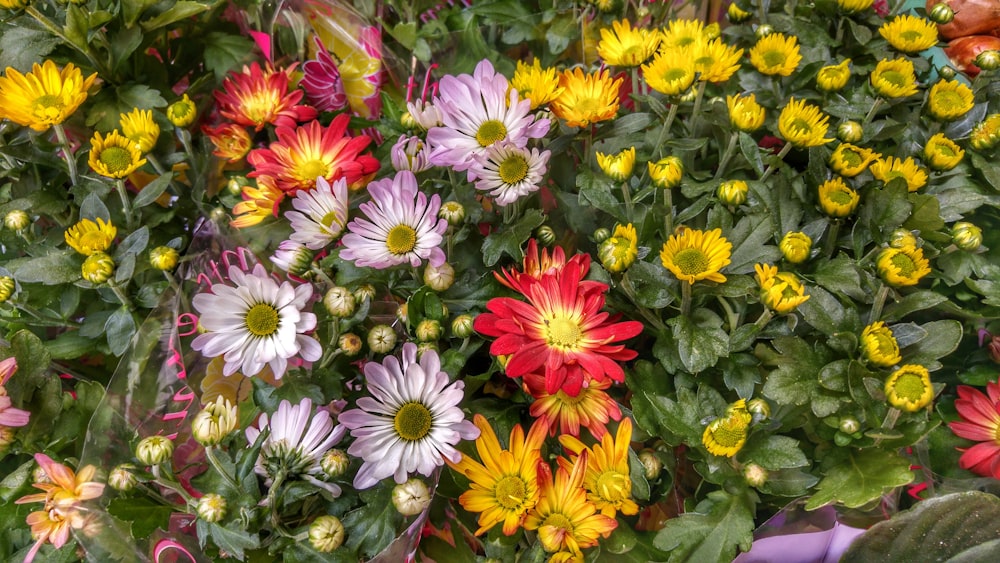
(213, 62, 317, 131)
(301, 37, 349, 113)
(949, 379, 1000, 479)
(496, 239, 572, 294)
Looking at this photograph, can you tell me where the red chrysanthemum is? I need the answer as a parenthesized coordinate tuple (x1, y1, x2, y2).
(523, 373, 622, 439)
(950, 380, 1000, 479)
(213, 62, 317, 131)
(496, 239, 575, 294)
(475, 254, 644, 397)
(247, 114, 379, 195)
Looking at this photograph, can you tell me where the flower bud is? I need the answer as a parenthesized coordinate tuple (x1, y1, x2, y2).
(4, 210, 29, 231)
(839, 416, 861, 435)
(593, 228, 611, 244)
(367, 325, 397, 354)
(727, 2, 753, 23)
(416, 319, 442, 342)
(779, 232, 812, 264)
(309, 515, 345, 552)
(417, 342, 438, 358)
(196, 493, 227, 523)
(226, 176, 250, 197)
(889, 229, 918, 249)
(270, 240, 313, 277)
(166, 94, 196, 127)
(108, 464, 138, 491)
(338, 333, 362, 356)
(718, 179, 748, 206)
(451, 314, 475, 338)
(596, 147, 636, 181)
(396, 303, 409, 325)
(755, 24, 774, 39)
(638, 450, 662, 480)
(392, 478, 432, 516)
(743, 463, 769, 487)
(837, 121, 864, 143)
(423, 262, 455, 291)
(149, 246, 179, 271)
(323, 287, 356, 318)
(705, 22, 721, 40)
(191, 396, 238, 447)
(952, 222, 983, 251)
(353, 284, 376, 303)
(885, 364, 934, 412)
(747, 398, 771, 421)
(400, 111, 417, 129)
(975, 50, 1000, 72)
(209, 207, 228, 223)
(535, 225, 557, 246)
(0, 276, 15, 303)
(598, 223, 638, 273)
(136, 435, 174, 466)
(0, 427, 14, 454)
(438, 201, 465, 226)
(82, 252, 115, 284)
(928, 3, 954, 24)
(649, 156, 684, 189)
(321, 449, 350, 478)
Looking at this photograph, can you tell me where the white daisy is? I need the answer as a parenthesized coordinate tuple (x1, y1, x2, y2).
(270, 239, 313, 276)
(406, 99, 443, 130)
(285, 176, 349, 250)
(191, 264, 321, 378)
(339, 170, 448, 269)
(470, 142, 550, 206)
(390, 135, 433, 173)
(339, 343, 479, 489)
(426, 59, 549, 173)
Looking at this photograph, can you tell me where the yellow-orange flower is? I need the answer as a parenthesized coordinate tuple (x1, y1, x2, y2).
(923, 132, 965, 171)
(817, 59, 852, 92)
(755, 263, 810, 314)
(829, 143, 880, 177)
(885, 364, 934, 412)
(205, 123, 252, 163)
(870, 156, 928, 192)
(659, 227, 732, 284)
(877, 245, 932, 287)
(778, 98, 833, 148)
(870, 58, 919, 99)
(0, 60, 97, 131)
(817, 176, 861, 218)
(597, 19, 661, 67)
(213, 62, 317, 131)
(642, 48, 696, 96)
(64, 217, 116, 256)
(703, 399, 752, 457)
(88, 130, 146, 179)
(926, 79, 975, 122)
(660, 19, 710, 50)
(879, 14, 939, 54)
(727, 93, 766, 132)
(749, 32, 802, 76)
(523, 374, 623, 439)
(559, 419, 639, 517)
(861, 321, 902, 367)
(231, 178, 285, 228)
(693, 38, 744, 83)
(512, 59, 564, 110)
(550, 68, 622, 128)
(119, 108, 159, 153)
(595, 146, 635, 181)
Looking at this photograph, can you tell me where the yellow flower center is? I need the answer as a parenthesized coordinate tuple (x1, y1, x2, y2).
(891, 372, 928, 401)
(498, 154, 529, 184)
(299, 160, 329, 183)
(762, 51, 787, 68)
(33, 94, 65, 119)
(708, 421, 745, 448)
(493, 474, 528, 510)
(933, 91, 964, 111)
(880, 70, 907, 88)
(320, 210, 342, 230)
(79, 231, 109, 250)
(546, 316, 582, 349)
(841, 149, 862, 167)
(890, 252, 917, 276)
(660, 68, 689, 82)
(933, 144, 957, 157)
(672, 248, 710, 275)
(899, 31, 924, 43)
(555, 389, 586, 405)
(99, 147, 135, 175)
(243, 93, 279, 125)
(245, 303, 280, 336)
(386, 224, 417, 255)
(790, 118, 814, 135)
(870, 331, 898, 356)
(541, 513, 574, 534)
(476, 119, 507, 147)
(827, 187, 854, 204)
(394, 402, 433, 441)
(595, 470, 631, 503)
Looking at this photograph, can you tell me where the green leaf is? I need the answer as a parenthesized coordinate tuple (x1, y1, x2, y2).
(577, 169, 625, 222)
(739, 132, 765, 177)
(667, 312, 729, 374)
(739, 435, 808, 470)
(861, 184, 911, 242)
(812, 255, 865, 300)
(197, 520, 261, 560)
(7, 251, 80, 285)
(204, 32, 256, 80)
(63, 4, 90, 51)
(882, 290, 949, 322)
(105, 308, 137, 356)
(107, 496, 173, 539)
(759, 468, 820, 497)
(625, 261, 676, 308)
(903, 193, 945, 233)
(45, 331, 95, 360)
(140, 1, 211, 32)
(798, 284, 854, 336)
(0, 24, 61, 72)
(726, 214, 781, 275)
(133, 174, 173, 208)
(653, 489, 756, 563)
(115, 226, 150, 259)
(0, 458, 34, 503)
(342, 484, 404, 557)
(480, 209, 545, 267)
(902, 319, 963, 369)
(123, 0, 161, 27)
(760, 337, 828, 408)
(631, 386, 703, 446)
(804, 449, 913, 510)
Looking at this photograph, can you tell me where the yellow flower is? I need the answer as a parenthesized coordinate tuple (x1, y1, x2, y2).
(885, 364, 934, 412)
(81, 252, 115, 284)
(755, 263, 810, 314)
(0, 60, 98, 131)
(817, 176, 861, 218)
(870, 156, 928, 192)
(923, 133, 965, 171)
(817, 59, 851, 92)
(119, 108, 160, 153)
(970, 114, 1000, 150)
(877, 245, 931, 287)
(926, 79, 974, 122)
(166, 93, 196, 127)
(717, 179, 748, 206)
(870, 58, 919, 99)
(660, 227, 732, 284)
(64, 218, 117, 256)
(550, 68, 622, 128)
(837, 0, 874, 12)
(596, 146, 635, 181)
(88, 130, 146, 178)
(0, 0, 28, 8)
(598, 223, 638, 273)
(889, 229, 918, 249)
(879, 15, 939, 54)
(727, 93, 766, 132)
(778, 98, 833, 148)
(702, 399, 752, 457)
(780, 231, 812, 264)
(642, 48, 696, 96)
(149, 246, 179, 271)
(512, 59, 564, 110)
(598, 19, 661, 67)
(660, 19, 710, 50)
(749, 33, 802, 77)
(693, 38, 744, 83)
(861, 321, 902, 367)
(829, 143, 880, 177)
(559, 419, 639, 518)
(231, 178, 285, 228)
(648, 156, 684, 189)
(727, 3, 753, 23)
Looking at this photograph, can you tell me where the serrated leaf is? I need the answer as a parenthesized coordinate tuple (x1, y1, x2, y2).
(625, 260, 676, 308)
(107, 496, 173, 539)
(480, 209, 545, 267)
(903, 193, 945, 233)
(204, 32, 256, 79)
(342, 484, 404, 557)
(726, 214, 781, 275)
(653, 489, 756, 562)
(0, 24, 61, 72)
(760, 337, 828, 407)
(861, 184, 911, 241)
(197, 520, 261, 560)
(631, 387, 703, 445)
(804, 449, 913, 510)
(812, 255, 865, 300)
(667, 313, 728, 374)
(798, 284, 851, 336)
(740, 435, 808, 470)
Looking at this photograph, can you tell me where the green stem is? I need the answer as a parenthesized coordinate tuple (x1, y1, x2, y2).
(874, 407, 901, 447)
(107, 279, 136, 313)
(25, 7, 112, 78)
(620, 274, 666, 331)
(151, 465, 195, 505)
(205, 446, 241, 491)
(620, 180, 634, 223)
(823, 220, 841, 259)
(754, 308, 774, 329)
(863, 98, 884, 127)
(680, 280, 692, 317)
(713, 132, 740, 181)
(869, 283, 890, 324)
(52, 124, 79, 187)
(688, 81, 708, 132)
(663, 187, 674, 237)
(652, 101, 680, 160)
(115, 178, 135, 231)
(759, 142, 793, 183)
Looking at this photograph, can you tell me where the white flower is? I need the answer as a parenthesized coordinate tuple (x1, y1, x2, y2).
(339, 343, 479, 489)
(390, 135, 433, 173)
(406, 99, 443, 130)
(285, 176, 349, 250)
(470, 142, 550, 206)
(191, 264, 321, 378)
(270, 240, 313, 276)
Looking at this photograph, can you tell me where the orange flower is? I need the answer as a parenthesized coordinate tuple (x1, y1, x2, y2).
(213, 62, 317, 131)
(495, 239, 571, 294)
(559, 419, 639, 517)
(231, 178, 285, 228)
(204, 123, 252, 162)
(524, 373, 622, 439)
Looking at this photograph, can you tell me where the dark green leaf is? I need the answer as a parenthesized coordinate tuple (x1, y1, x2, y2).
(204, 32, 256, 80)
(107, 496, 174, 539)
(903, 193, 945, 233)
(140, 1, 211, 32)
(123, 0, 161, 27)
(804, 449, 913, 510)
(480, 209, 545, 267)
(63, 4, 90, 51)
(760, 337, 828, 408)
(726, 214, 781, 274)
(133, 174, 173, 208)
(105, 308, 137, 356)
(631, 386, 703, 445)
(653, 489, 756, 562)
(740, 435, 808, 470)
(0, 24, 61, 72)
(861, 184, 912, 242)
(342, 484, 404, 557)
(739, 132, 765, 177)
(759, 468, 820, 497)
(625, 261, 676, 308)
(902, 319, 963, 369)
(798, 284, 856, 336)
(882, 290, 949, 322)
(197, 520, 261, 560)
(667, 312, 729, 374)
(812, 255, 865, 300)
(7, 252, 80, 285)
(115, 226, 149, 258)
(45, 331, 95, 360)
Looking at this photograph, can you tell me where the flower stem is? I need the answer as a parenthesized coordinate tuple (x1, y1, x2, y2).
(869, 283, 890, 324)
(754, 308, 773, 329)
(863, 98, 884, 127)
(873, 407, 901, 446)
(759, 142, 793, 184)
(823, 220, 841, 259)
(620, 181, 634, 222)
(205, 446, 241, 491)
(680, 280, 692, 317)
(713, 131, 740, 181)
(663, 187, 674, 236)
(52, 124, 79, 187)
(106, 279, 136, 312)
(115, 179, 135, 231)
(652, 101, 680, 160)
(688, 81, 708, 132)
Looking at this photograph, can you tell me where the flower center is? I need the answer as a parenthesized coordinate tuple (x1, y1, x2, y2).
(244, 92, 279, 125)
(933, 144, 957, 157)
(555, 389, 586, 405)
(872, 331, 898, 356)
(595, 470, 631, 503)
(828, 187, 855, 204)
(892, 372, 928, 401)
(99, 147, 135, 174)
(394, 401, 433, 441)
(385, 224, 417, 255)
(791, 118, 814, 135)
(541, 513, 574, 535)
(493, 474, 528, 510)
(79, 231, 109, 250)
(320, 210, 343, 231)
(662, 67, 690, 82)
(245, 303, 280, 337)
(934, 91, 964, 111)
(672, 248, 710, 275)
(546, 316, 582, 348)
(899, 30, 924, 43)
(498, 154, 529, 184)
(841, 149, 862, 167)
(708, 419, 746, 447)
(880, 70, 907, 88)
(762, 51, 787, 68)
(476, 119, 507, 147)
(890, 252, 917, 276)
(33, 94, 65, 119)
(299, 160, 329, 183)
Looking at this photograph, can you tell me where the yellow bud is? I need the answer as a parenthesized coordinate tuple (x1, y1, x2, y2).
(82, 252, 115, 284)
(952, 222, 983, 251)
(779, 232, 812, 264)
(149, 246, 179, 271)
(718, 179, 748, 206)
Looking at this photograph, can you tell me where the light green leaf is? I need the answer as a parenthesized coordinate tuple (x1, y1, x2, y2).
(654, 489, 756, 562)
(204, 32, 256, 80)
(196, 520, 261, 560)
(759, 468, 820, 497)
(107, 496, 174, 539)
(667, 312, 729, 374)
(7, 252, 80, 285)
(140, 1, 211, 32)
(105, 308, 137, 356)
(631, 386, 703, 446)
(805, 449, 913, 510)
(740, 435, 808, 470)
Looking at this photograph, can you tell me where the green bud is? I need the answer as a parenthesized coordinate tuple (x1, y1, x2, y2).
(718, 179, 748, 206)
(392, 478, 432, 516)
(108, 464, 138, 491)
(367, 325, 397, 354)
(451, 314, 475, 338)
(135, 435, 174, 466)
(323, 287, 356, 318)
(952, 222, 983, 251)
(928, 3, 955, 24)
(837, 121, 864, 143)
(536, 225, 557, 246)
(438, 201, 465, 226)
(975, 50, 1000, 72)
(321, 449, 350, 478)
(423, 262, 455, 291)
(149, 246, 179, 271)
(416, 319, 442, 342)
(4, 210, 29, 231)
(196, 493, 227, 523)
(309, 515, 345, 552)
(82, 252, 115, 284)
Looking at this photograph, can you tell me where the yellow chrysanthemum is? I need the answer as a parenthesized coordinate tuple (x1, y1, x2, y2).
(642, 48, 696, 96)
(559, 419, 639, 518)
(778, 98, 833, 148)
(597, 20, 661, 68)
(923, 133, 965, 171)
(870, 156, 928, 192)
(88, 130, 146, 179)
(64, 218, 117, 256)
(702, 399, 752, 457)
(861, 321, 902, 367)
(837, 0, 875, 12)
(598, 223, 638, 273)
(870, 58, 919, 99)
(970, 114, 1000, 150)
(512, 59, 564, 110)
(817, 176, 861, 218)
(693, 38, 744, 83)
(879, 15, 939, 54)
(659, 227, 732, 284)
(877, 245, 932, 287)
(231, 179, 285, 228)
(0, 60, 98, 132)
(660, 19, 709, 50)
(749, 33, 802, 77)
(755, 263, 810, 314)
(817, 59, 852, 92)
(779, 231, 812, 264)
(0, 0, 28, 9)
(648, 156, 684, 189)
(885, 364, 934, 412)
(119, 108, 160, 153)
(550, 68, 622, 128)
(926, 79, 974, 122)
(829, 143, 880, 177)
(166, 93, 196, 127)
(596, 146, 635, 181)
(727, 93, 766, 132)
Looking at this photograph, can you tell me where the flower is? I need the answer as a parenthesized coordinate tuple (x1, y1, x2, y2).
(166, 93, 196, 127)
(245, 398, 346, 485)
(285, 176, 350, 250)
(309, 515, 346, 552)
(339, 343, 479, 489)
(494, 238, 572, 294)
(213, 62, 317, 131)
(135, 435, 174, 465)
(885, 364, 934, 412)
(88, 130, 146, 178)
(191, 395, 238, 446)
(512, 58, 564, 110)
(149, 246, 179, 271)
(323, 286, 356, 317)
(108, 464, 137, 492)
(749, 32, 802, 76)
(642, 48, 696, 96)
(718, 179, 748, 206)
(0, 276, 14, 303)
(392, 478, 432, 516)
(870, 58, 919, 99)
(817, 176, 861, 218)
(471, 142, 551, 206)
(648, 156, 684, 189)
(779, 231, 812, 264)
(861, 321, 902, 367)
(879, 14, 939, 54)
(778, 98, 833, 148)
(755, 263, 810, 314)
(597, 19, 661, 67)
(598, 223, 638, 273)
(549, 68, 623, 129)
(870, 156, 928, 192)
(390, 135, 433, 173)
(191, 263, 321, 378)
(232, 179, 285, 228)
(659, 227, 732, 284)
(837, 0, 875, 12)
(196, 494, 227, 523)
(702, 399, 752, 457)
(0, 60, 97, 131)
(447, 414, 548, 535)
(949, 380, 1000, 479)
(838, 121, 864, 143)
(204, 123, 252, 162)
(474, 254, 644, 397)
(923, 133, 965, 171)
(727, 93, 766, 132)
(952, 222, 983, 251)
(926, 79, 975, 122)
(971, 114, 1000, 150)
(64, 218, 116, 256)
(829, 143, 880, 177)
(661, 18, 710, 50)
(340, 170, 447, 268)
(271, 238, 313, 275)
(427, 59, 549, 171)
(16, 453, 104, 510)
(596, 146, 635, 181)
(119, 108, 159, 153)
(247, 115, 379, 195)
(367, 324, 397, 354)
(300, 38, 348, 113)
(817, 59, 852, 91)
(406, 99, 443, 130)
(0, 358, 29, 428)
(524, 373, 623, 439)
(877, 245, 932, 287)
(559, 418, 639, 517)
(81, 253, 115, 284)
(693, 38, 744, 83)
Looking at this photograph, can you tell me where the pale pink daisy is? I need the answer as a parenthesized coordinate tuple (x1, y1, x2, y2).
(406, 99, 443, 130)
(0, 357, 30, 428)
(471, 142, 550, 206)
(390, 135, 434, 173)
(285, 176, 350, 250)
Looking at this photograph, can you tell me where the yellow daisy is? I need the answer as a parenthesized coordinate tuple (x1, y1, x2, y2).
(642, 48, 696, 96)
(0, 60, 98, 132)
(877, 245, 931, 287)
(870, 58, 919, 99)
(778, 98, 833, 148)
(885, 365, 934, 412)
(598, 223, 638, 273)
(817, 59, 852, 92)
(861, 321, 902, 367)
(817, 176, 861, 218)
(702, 399, 752, 457)
(926, 79, 974, 122)
(512, 59, 564, 110)
(559, 419, 639, 518)
(879, 14, 939, 54)
(659, 227, 732, 284)
(837, 0, 874, 11)
(923, 133, 965, 171)
(870, 156, 928, 192)
(550, 68, 622, 128)
(597, 19, 661, 68)
(166, 93, 197, 127)
(119, 108, 160, 153)
(660, 19, 709, 50)
(88, 130, 146, 179)
(755, 263, 810, 314)
(693, 38, 744, 83)
(231, 178, 285, 228)
(648, 156, 684, 189)
(749, 33, 802, 77)
(596, 146, 635, 181)
(64, 218, 116, 256)
(727, 93, 766, 132)
(970, 113, 1000, 150)
(829, 143, 880, 177)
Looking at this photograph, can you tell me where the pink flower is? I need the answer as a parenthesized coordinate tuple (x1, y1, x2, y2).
(300, 37, 348, 113)
(0, 357, 29, 427)
(949, 379, 1000, 479)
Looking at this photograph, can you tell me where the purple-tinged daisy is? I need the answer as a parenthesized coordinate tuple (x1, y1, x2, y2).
(285, 176, 350, 250)
(390, 135, 434, 173)
(471, 142, 550, 206)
